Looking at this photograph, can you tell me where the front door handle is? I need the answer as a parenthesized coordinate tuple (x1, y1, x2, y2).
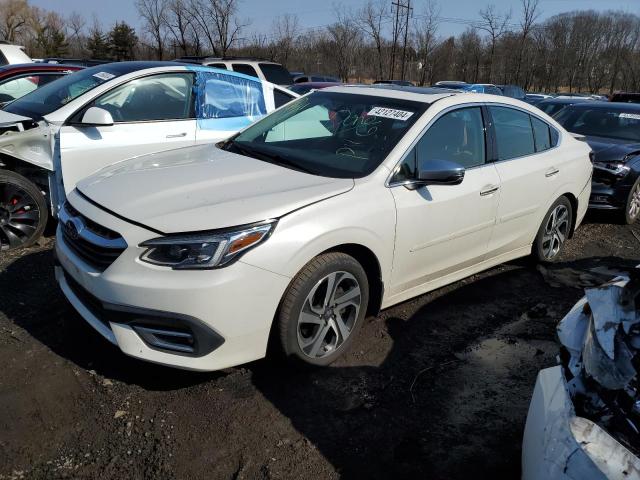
(545, 168, 560, 177)
(166, 132, 187, 138)
(480, 185, 500, 196)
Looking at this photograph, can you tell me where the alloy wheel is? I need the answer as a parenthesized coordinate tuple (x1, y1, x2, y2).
(296, 271, 362, 359)
(541, 204, 569, 260)
(0, 181, 41, 251)
(629, 182, 640, 221)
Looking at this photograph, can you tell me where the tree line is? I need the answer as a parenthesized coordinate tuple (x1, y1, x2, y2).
(2, 0, 640, 93)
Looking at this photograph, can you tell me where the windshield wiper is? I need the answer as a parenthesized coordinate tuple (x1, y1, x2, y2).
(230, 141, 315, 175)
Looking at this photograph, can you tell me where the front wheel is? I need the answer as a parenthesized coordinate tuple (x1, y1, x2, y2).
(533, 196, 573, 263)
(277, 252, 369, 366)
(624, 177, 640, 225)
(0, 170, 48, 251)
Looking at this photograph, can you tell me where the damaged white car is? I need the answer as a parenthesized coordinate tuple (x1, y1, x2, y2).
(523, 268, 640, 479)
(0, 61, 297, 251)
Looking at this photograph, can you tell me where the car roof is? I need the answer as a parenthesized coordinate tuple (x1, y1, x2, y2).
(294, 82, 342, 87)
(323, 84, 460, 102)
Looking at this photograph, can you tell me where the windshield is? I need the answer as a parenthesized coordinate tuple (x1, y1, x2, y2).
(4, 65, 126, 119)
(259, 63, 292, 85)
(555, 106, 640, 142)
(225, 91, 427, 178)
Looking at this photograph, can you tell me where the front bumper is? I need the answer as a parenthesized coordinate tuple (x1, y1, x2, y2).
(522, 366, 640, 479)
(54, 193, 291, 371)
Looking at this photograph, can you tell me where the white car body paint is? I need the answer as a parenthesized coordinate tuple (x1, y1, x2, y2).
(522, 366, 640, 480)
(55, 88, 593, 370)
(0, 64, 298, 214)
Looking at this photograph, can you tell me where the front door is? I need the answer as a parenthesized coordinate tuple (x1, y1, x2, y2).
(389, 106, 501, 297)
(57, 72, 196, 201)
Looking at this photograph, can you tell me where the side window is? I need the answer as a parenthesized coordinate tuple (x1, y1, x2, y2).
(490, 106, 535, 160)
(531, 116, 551, 152)
(92, 73, 194, 122)
(390, 107, 485, 184)
(417, 107, 486, 169)
(274, 89, 294, 108)
(196, 71, 266, 120)
(209, 63, 227, 70)
(232, 64, 258, 78)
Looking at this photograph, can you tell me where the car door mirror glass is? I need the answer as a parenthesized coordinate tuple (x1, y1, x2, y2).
(417, 158, 465, 185)
(81, 107, 114, 126)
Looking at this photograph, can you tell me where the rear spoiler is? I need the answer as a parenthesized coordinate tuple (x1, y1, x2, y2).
(569, 132, 587, 141)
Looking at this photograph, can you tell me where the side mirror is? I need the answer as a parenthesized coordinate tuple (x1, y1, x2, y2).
(417, 158, 465, 185)
(81, 107, 114, 126)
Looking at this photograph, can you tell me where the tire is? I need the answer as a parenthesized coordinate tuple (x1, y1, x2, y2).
(0, 169, 48, 251)
(277, 252, 370, 366)
(623, 177, 640, 225)
(532, 196, 573, 263)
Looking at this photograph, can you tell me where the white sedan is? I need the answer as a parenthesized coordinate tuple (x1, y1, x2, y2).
(54, 86, 592, 371)
(0, 61, 297, 250)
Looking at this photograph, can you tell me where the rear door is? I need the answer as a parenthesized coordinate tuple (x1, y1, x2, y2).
(486, 105, 562, 256)
(194, 70, 268, 144)
(58, 72, 196, 195)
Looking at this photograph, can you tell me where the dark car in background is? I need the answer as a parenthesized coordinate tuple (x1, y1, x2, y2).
(373, 80, 414, 86)
(536, 97, 592, 117)
(555, 102, 640, 223)
(0, 63, 83, 106)
(433, 80, 468, 90)
(610, 92, 640, 104)
(497, 84, 526, 100)
(293, 75, 339, 83)
(288, 82, 342, 95)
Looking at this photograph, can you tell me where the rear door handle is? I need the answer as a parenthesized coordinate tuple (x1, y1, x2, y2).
(480, 185, 500, 196)
(545, 168, 560, 177)
(166, 132, 187, 138)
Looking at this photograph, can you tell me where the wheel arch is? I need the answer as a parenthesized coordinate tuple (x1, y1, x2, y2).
(320, 243, 384, 317)
(561, 191, 578, 238)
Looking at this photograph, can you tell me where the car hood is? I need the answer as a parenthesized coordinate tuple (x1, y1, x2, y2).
(77, 144, 355, 233)
(583, 135, 640, 163)
(0, 110, 32, 127)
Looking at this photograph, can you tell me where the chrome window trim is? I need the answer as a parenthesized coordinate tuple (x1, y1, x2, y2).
(385, 102, 489, 188)
(385, 101, 562, 188)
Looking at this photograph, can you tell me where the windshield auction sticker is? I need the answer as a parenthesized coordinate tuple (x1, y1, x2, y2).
(619, 113, 640, 120)
(367, 107, 414, 121)
(93, 72, 116, 81)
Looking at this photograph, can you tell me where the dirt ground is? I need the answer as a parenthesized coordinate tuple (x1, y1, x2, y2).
(1, 213, 639, 480)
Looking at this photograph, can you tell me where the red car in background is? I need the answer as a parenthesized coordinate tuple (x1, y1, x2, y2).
(0, 63, 84, 107)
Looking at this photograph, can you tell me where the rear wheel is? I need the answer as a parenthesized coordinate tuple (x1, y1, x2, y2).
(0, 170, 48, 251)
(277, 252, 369, 366)
(533, 196, 572, 263)
(624, 177, 640, 225)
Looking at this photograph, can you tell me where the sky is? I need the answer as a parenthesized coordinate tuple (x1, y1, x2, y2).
(30, 0, 640, 39)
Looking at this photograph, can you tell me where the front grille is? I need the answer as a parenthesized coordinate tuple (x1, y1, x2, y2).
(60, 201, 127, 272)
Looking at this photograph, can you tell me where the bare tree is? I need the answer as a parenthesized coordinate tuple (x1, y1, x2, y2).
(414, 0, 440, 85)
(327, 7, 363, 81)
(271, 14, 299, 66)
(477, 4, 511, 82)
(136, 0, 168, 59)
(165, 0, 195, 56)
(0, 0, 31, 43)
(66, 11, 86, 56)
(187, 0, 247, 57)
(357, 0, 387, 80)
(514, 0, 540, 84)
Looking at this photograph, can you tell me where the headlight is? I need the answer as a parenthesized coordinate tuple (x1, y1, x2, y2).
(139, 221, 276, 269)
(595, 162, 631, 177)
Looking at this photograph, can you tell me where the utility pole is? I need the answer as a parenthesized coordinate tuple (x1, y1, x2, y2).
(400, 0, 413, 81)
(390, 0, 412, 80)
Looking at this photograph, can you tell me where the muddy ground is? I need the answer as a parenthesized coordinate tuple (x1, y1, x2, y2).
(1, 214, 639, 480)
